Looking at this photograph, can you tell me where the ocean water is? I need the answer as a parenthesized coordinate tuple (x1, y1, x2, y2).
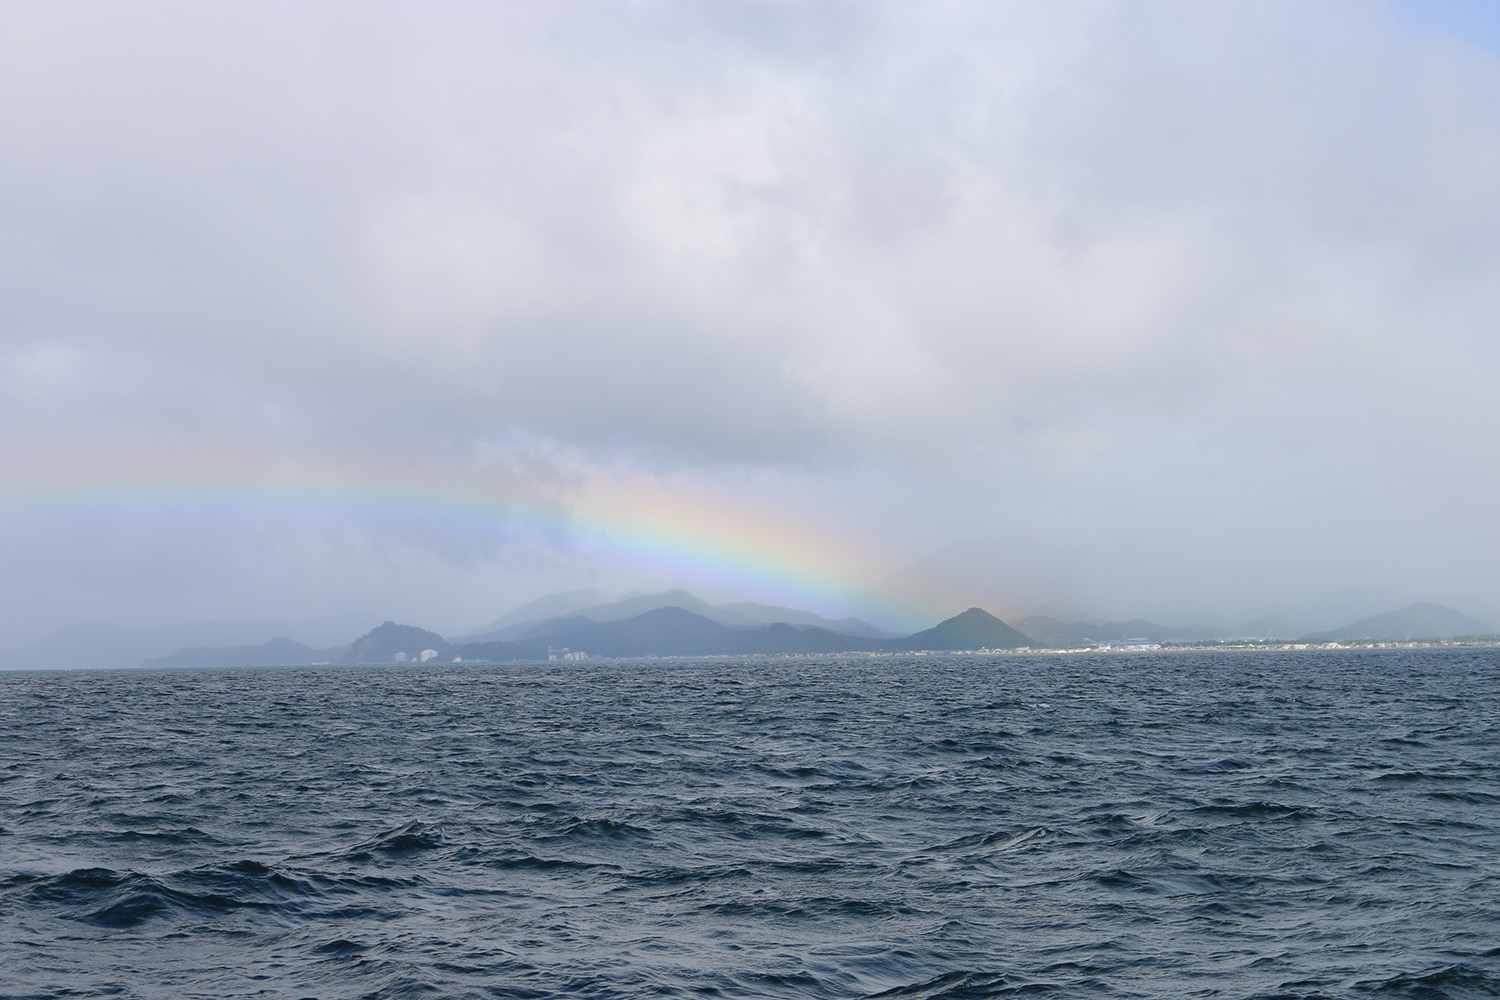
(2, 650, 1498, 1000)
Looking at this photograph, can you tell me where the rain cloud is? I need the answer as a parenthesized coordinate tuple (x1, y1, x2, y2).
(2, 1, 1499, 640)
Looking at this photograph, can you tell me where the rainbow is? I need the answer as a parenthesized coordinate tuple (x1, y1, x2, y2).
(0, 449, 937, 622)
(569, 476, 876, 612)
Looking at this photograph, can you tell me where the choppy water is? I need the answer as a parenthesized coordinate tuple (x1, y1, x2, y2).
(2, 650, 1499, 999)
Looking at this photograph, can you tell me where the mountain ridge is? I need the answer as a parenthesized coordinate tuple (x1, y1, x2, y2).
(8, 595, 1496, 671)
(452, 588, 613, 640)
(1305, 602, 1492, 641)
(142, 636, 336, 670)
(456, 606, 1023, 660)
(462, 589, 891, 643)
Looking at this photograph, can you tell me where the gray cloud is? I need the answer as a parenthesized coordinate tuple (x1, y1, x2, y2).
(2, 1, 1498, 641)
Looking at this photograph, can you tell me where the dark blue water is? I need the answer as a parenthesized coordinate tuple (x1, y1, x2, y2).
(3, 650, 1499, 999)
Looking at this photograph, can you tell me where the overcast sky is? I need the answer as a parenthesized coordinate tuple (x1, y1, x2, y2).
(3, 1, 1499, 643)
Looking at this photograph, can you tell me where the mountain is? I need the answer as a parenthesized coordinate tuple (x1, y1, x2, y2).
(890, 608, 1032, 651)
(464, 589, 765, 641)
(514, 615, 604, 642)
(1309, 603, 1494, 641)
(718, 601, 894, 638)
(456, 606, 888, 659)
(527, 606, 885, 658)
(142, 637, 331, 670)
(550, 606, 744, 657)
(453, 589, 613, 640)
(565, 590, 755, 627)
(343, 622, 451, 663)
(468, 605, 1032, 659)
(25, 597, 1497, 674)
(460, 589, 723, 642)
(91, 604, 1046, 668)
(467, 588, 898, 643)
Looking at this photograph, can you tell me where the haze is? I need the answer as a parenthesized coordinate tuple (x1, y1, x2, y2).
(3, 1, 1499, 645)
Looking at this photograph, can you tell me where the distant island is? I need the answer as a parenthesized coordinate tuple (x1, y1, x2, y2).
(1, 593, 1496, 670)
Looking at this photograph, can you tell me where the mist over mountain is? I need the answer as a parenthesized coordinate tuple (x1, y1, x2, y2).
(0, 623, 186, 672)
(462, 590, 890, 644)
(499, 606, 882, 659)
(142, 637, 333, 670)
(511, 615, 604, 644)
(453, 589, 613, 641)
(1008, 615, 1207, 647)
(1234, 616, 1311, 641)
(113, 597, 1033, 667)
(0, 618, 364, 671)
(717, 602, 893, 638)
(550, 590, 740, 627)
(1307, 603, 1494, 642)
(8, 589, 1498, 672)
(458, 606, 1019, 659)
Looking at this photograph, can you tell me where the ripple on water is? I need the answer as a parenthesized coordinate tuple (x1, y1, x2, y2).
(1, 649, 1498, 999)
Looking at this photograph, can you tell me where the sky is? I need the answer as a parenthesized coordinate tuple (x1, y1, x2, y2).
(3, 0, 1499, 644)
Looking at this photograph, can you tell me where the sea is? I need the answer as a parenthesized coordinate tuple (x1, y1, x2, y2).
(2, 649, 1498, 1000)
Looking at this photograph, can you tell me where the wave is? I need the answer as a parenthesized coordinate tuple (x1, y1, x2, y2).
(341, 820, 448, 858)
(5, 650, 1499, 999)
(2, 857, 424, 932)
(862, 971, 1028, 999)
(9, 866, 278, 928)
(1354, 963, 1500, 997)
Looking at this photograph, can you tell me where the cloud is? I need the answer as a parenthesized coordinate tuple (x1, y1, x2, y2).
(1, 1, 1498, 638)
